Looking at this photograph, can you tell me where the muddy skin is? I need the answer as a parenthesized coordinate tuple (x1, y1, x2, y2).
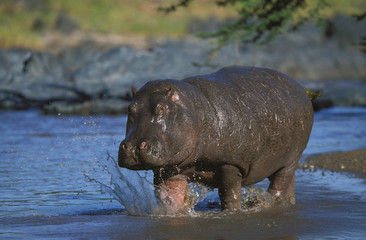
(118, 66, 314, 213)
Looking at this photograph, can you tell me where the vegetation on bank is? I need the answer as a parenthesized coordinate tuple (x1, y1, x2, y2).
(0, 0, 365, 49)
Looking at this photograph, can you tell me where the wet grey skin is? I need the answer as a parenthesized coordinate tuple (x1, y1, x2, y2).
(118, 66, 315, 212)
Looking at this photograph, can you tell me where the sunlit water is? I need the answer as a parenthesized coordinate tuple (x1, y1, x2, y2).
(1, 107, 366, 239)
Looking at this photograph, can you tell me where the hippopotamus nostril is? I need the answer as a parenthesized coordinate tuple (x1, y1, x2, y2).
(119, 140, 126, 150)
(140, 141, 147, 150)
(122, 141, 135, 153)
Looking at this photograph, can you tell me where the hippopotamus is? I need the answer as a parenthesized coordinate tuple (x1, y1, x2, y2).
(118, 66, 316, 212)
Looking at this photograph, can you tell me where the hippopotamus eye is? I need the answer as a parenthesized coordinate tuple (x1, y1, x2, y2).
(154, 103, 167, 116)
(128, 103, 138, 116)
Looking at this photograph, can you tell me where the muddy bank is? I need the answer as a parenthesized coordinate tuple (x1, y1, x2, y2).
(300, 149, 366, 178)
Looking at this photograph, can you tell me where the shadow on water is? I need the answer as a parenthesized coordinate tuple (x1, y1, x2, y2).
(1, 107, 366, 239)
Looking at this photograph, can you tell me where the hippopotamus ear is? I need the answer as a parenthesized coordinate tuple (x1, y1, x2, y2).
(132, 86, 138, 98)
(165, 86, 180, 103)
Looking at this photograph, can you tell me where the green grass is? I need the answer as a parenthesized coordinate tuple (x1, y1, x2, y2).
(0, 0, 364, 49)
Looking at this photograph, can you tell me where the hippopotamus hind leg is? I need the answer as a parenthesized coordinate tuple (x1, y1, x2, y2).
(267, 162, 297, 205)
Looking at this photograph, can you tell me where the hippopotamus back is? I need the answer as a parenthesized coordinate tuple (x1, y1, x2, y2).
(182, 66, 313, 185)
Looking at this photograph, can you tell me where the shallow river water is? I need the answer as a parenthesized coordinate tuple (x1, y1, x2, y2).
(1, 107, 366, 239)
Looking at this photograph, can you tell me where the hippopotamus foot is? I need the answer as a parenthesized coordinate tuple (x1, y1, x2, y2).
(217, 165, 243, 211)
(267, 163, 297, 205)
(156, 175, 188, 214)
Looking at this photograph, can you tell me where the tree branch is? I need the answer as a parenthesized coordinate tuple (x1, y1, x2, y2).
(157, 0, 194, 13)
(160, 0, 329, 60)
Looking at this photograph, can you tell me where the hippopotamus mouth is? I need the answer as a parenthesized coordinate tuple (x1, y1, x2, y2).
(118, 138, 167, 170)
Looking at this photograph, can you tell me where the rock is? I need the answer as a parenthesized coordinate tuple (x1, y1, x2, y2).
(1, 15, 366, 114)
(183, 17, 366, 81)
(210, 23, 366, 81)
(0, 90, 31, 110)
(0, 49, 65, 88)
(0, 49, 92, 108)
(71, 43, 213, 99)
(327, 15, 366, 49)
(57, 43, 103, 73)
(71, 47, 138, 98)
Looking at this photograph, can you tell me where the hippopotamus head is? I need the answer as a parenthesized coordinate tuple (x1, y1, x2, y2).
(118, 80, 199, 170)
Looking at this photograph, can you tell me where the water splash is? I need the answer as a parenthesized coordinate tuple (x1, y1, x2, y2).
(242, 187, 274, 211)
(84, 152, 160, 215)
(85, 153, 211, 216)
(85, 152, 275, 216)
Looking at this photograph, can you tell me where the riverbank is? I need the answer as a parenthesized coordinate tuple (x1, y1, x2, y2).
(300, 149, 366, 178)
(0, 16, 365, 115)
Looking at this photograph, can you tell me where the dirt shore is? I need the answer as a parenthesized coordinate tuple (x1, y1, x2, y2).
(300, 149, 366, 178)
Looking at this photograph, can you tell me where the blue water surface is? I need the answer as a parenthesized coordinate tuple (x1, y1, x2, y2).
(1, 107, 366, 239)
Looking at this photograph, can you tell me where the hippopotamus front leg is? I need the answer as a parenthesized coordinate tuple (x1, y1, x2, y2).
(155, 174, 188, 214)
(216, 165, 243, 211)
